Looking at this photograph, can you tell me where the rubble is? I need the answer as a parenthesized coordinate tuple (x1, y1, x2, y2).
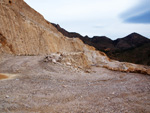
(44, 53, 62, 63)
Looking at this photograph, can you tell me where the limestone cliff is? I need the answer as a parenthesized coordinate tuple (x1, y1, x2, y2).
(0, 0, 91, 55)
(0, 0, 150, 75)
(0, 0, 109, 67)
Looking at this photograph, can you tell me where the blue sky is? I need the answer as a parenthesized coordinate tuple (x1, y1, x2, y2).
(24, 0, 150, 39)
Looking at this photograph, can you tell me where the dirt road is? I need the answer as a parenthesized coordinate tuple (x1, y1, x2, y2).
(0, 55, 150, 113)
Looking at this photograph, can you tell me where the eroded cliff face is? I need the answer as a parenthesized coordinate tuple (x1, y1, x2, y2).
(0, 0, 109, 68)
(0, 0, 150, 75)
(0, 0, 91, 55)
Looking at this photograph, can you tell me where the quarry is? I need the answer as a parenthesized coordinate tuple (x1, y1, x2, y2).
(0, 0, 150, 112)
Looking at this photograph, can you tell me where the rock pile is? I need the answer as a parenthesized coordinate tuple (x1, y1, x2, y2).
(43, 52, 91, 69)
(102, 60, 150, 75)
(44, 53, 62, 63)
(43, 52, 150, 75)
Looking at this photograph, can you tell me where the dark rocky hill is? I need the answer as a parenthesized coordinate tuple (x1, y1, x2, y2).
(113, 32, 150, 50)
(52, 23, 150, 66)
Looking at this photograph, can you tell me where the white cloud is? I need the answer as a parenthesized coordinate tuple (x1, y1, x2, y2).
(24, 0, 150, 39)
(24, 0, 137, 21)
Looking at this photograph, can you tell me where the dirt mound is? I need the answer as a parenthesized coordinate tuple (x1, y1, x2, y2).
(44, 52, 91, 70)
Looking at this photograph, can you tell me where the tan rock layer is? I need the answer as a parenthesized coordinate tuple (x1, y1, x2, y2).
(0, 33, 12, 53)
(0, 0, 88, 55)
(102, 61, 150, 75)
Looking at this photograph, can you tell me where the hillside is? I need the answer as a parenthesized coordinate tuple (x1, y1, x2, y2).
(0, 0, 100, 56)
(109, 42, 150, 65)
(113, 33, 150, 50)
(108, 33, 150, 65)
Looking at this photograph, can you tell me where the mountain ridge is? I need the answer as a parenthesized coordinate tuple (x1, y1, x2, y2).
(52, 23, 150, 65)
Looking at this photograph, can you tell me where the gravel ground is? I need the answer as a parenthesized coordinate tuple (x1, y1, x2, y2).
(0, 55, 150, 113)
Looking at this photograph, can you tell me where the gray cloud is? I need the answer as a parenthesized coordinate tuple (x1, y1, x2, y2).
(124, 10, 150, 24)
(120, 0, 150, 24)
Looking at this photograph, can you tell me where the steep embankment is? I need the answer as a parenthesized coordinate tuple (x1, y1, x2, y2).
(0, 0, 92, 55)
(0, 0, 109, 68)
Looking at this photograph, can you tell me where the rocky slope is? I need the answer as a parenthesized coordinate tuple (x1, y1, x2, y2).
(0, 0, 150, 74)
(0, 0, 93, 55)
(113, 33, 150, 50)
(108, 33, 150, 65)
(52, 23, 150, 66)
(110, 42, 150, 66)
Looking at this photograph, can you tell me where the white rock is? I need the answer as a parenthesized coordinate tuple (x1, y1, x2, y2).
(112, 92, 115, 95)
(52, 59, 56, 63)
(66, 62, 71, 66)
(6, 95, 9, 98)
(123, 64, 128, 71)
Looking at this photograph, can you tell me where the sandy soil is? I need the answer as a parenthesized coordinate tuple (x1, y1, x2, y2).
(0, 74, 8, 80)
(0, 55, 150, 113)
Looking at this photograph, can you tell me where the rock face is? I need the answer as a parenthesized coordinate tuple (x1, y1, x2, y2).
(0, 0, 91, 55)
(0, 0, 109, 67)
(44, 52, 91, 69)
(0, 33, 12, 54)
(0, 0, 150, 75)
